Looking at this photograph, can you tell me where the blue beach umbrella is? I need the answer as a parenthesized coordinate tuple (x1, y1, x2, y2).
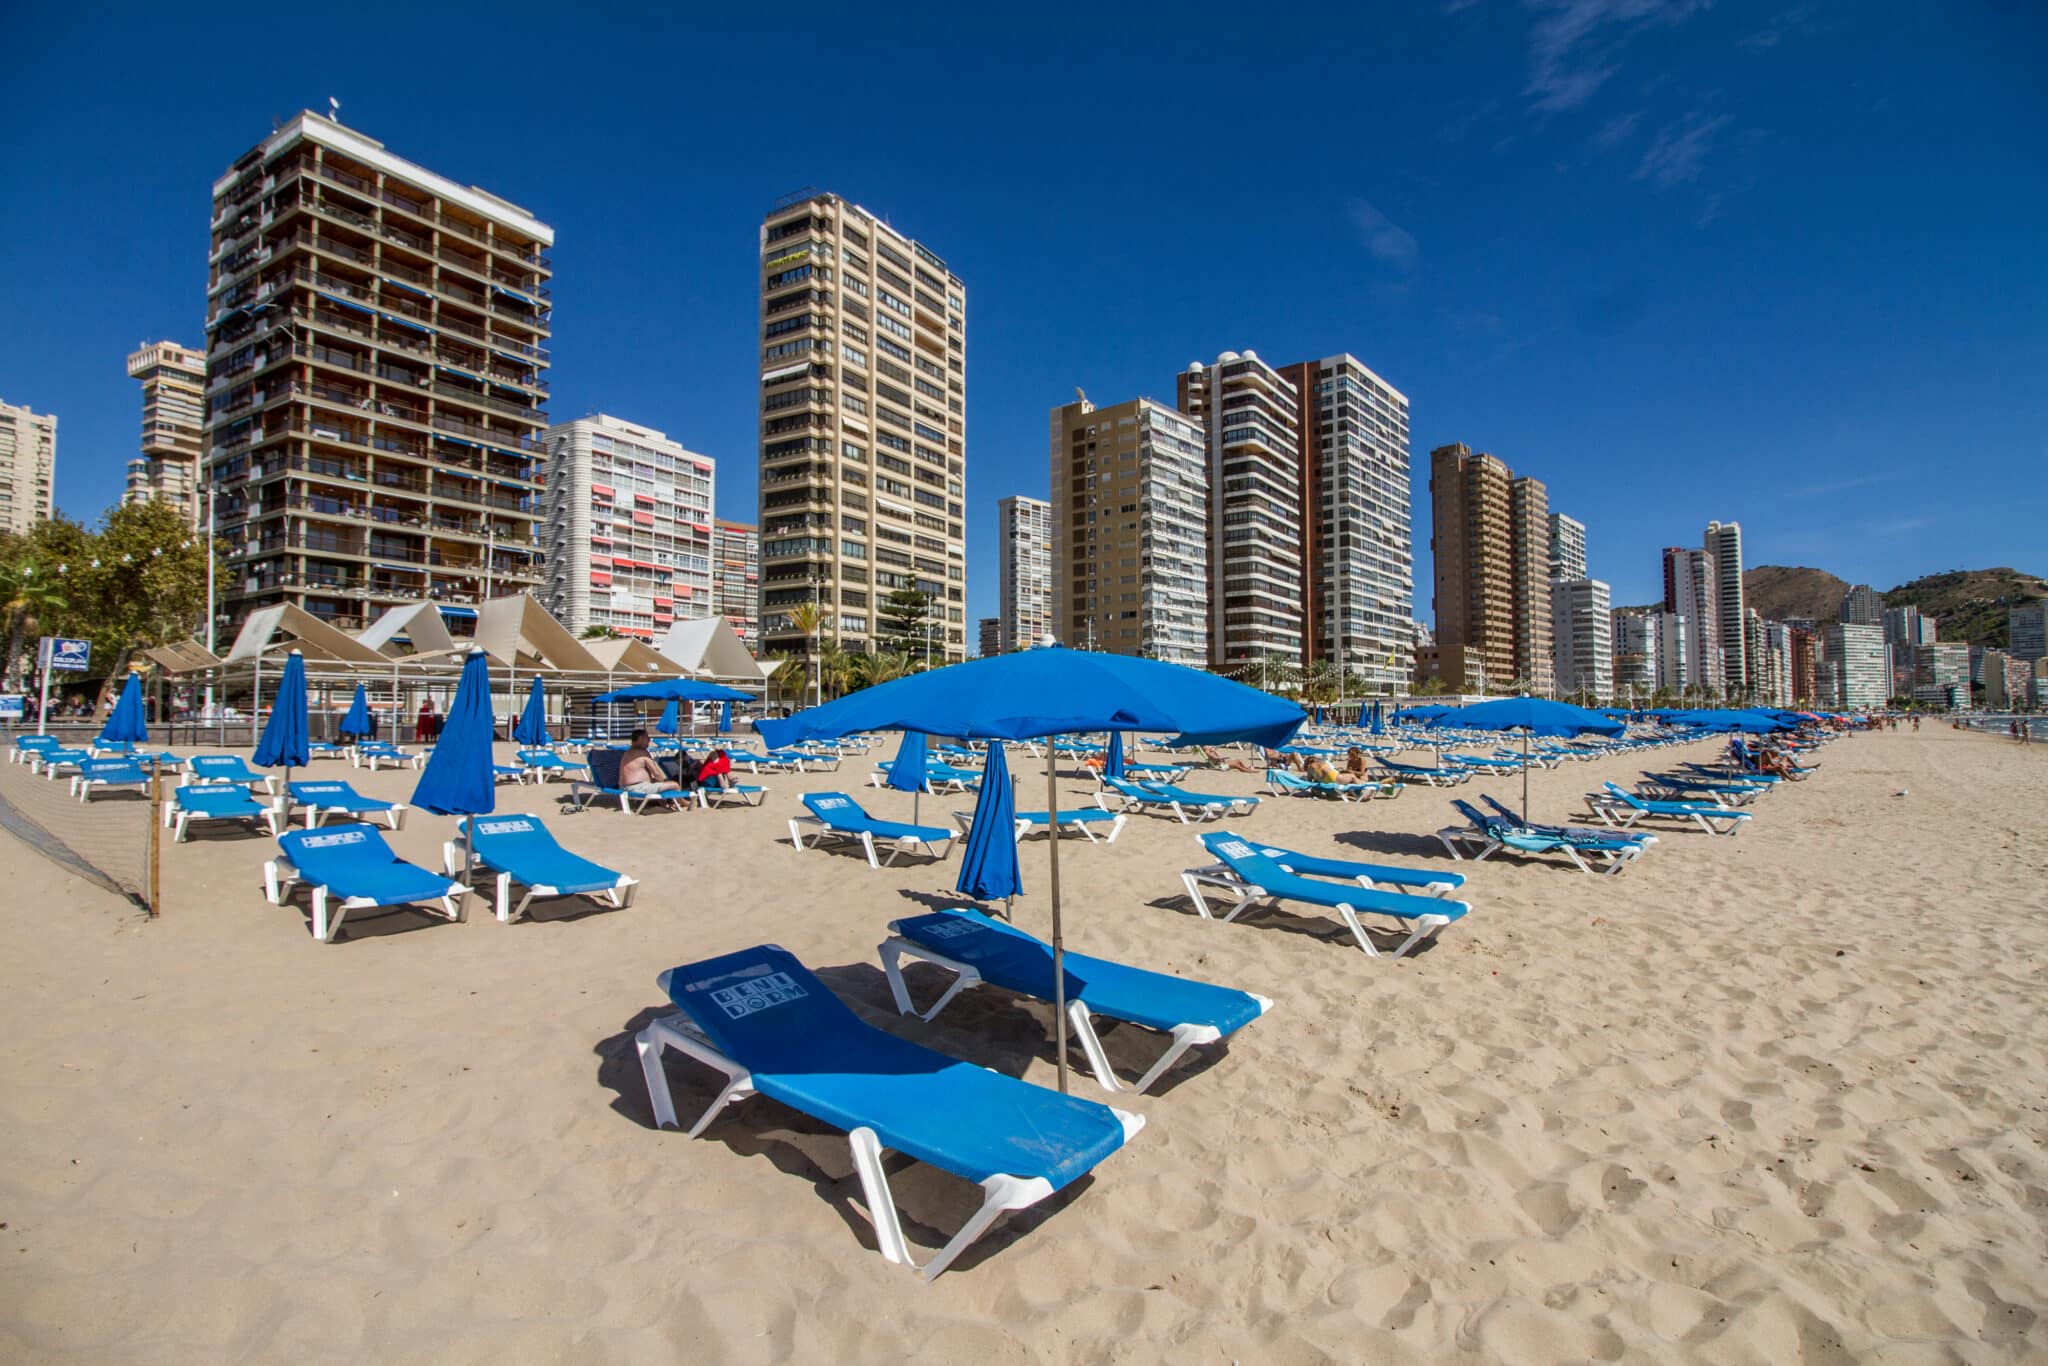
(413, 649, 496, 903)
(718, 701, 733, 735)
(1105, 730, 1126, 780)
(338, 683, 376, 740)
(655, 699, 680, 737)
(593, 677, 754, 703)
(1369, 701, 1385, 736)
(885, 729, 930, 793)
(955, 741, 1020, 904)
(512, 676, 549, 747)
(253, 650, 311, 816)
(1427, 695, 1624, 824)
(99, 672, 150, 746)
(759, 643, 1300, 1092)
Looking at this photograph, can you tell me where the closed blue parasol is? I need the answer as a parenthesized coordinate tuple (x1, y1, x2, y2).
(1427, 695, 1624, 823)
(955, 741, 1020, 903)
(338, 683, 376, 740)
(655, 699, 681, 736)
(885, 729, 930, 793)
(512, 676, 549, 746)
(1104, 730, 1125, 779)
(718, 701, 733, 734)
(413, 649, 495, 907)
(100, 672, 149, 745)
(254, 650, 311, 816)
(757, 643, 1300, 1092)
(1368, 701, 1385, 736)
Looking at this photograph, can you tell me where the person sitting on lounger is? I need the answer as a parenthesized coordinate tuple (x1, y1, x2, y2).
(1305, 755, 1343, 785)
(1343, 747, 1371, 779)
(697, 747, 735, 790)
(1201, 745, 1261, 774)
(620, 730, 683, 801)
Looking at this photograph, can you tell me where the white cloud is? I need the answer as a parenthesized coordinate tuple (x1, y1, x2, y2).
(1593, 110, 1641, 148)
(1523, 0, 1710, 112)
(1346, 198, 1419, 270)
(1634, 110, 1732, 188)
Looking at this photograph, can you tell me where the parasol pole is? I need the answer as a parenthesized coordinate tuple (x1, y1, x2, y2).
(1046, 741, 1067, 1094)
(1522, 726, 1531, 825)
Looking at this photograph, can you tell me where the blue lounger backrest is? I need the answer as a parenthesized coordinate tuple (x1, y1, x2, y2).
(801, 792, 868, 828)
(290, 780, 381, 807)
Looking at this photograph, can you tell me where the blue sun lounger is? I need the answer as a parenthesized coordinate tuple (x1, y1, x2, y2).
(694, 779, 769, 809)
(1373, 758, 1472, 788)
(634, 944, 1143, 1280)
(879, 909, 1271, 1094)
(264, 823, 465, 944)
(187, 753, 279, 794)
(10, 734, 60, 766)
(71, 758, 153, 802)
(34, 747, 90, 780)
(1436, 799, 1648, 875)
(444, 813, 639, 922)
(789, 792, 954, 867)
(1637, 772, 1768, 805)
(950, 807, 1128, 844)
(1587, 781, 1750, 836)
(1478, 795, 1659, 851)
(1181, 832, 1470, 959)
(164, 784, 279, 841)
(288, 780, 408, 830)
(1098, 776, 1256, 823)
(516, 749, 583, 783)
(1197, 836, 1466, 899)
(1261, 769, 1388, 802)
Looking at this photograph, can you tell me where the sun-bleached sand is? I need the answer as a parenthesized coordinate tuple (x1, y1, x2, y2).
(0, 725, 2043, 1363)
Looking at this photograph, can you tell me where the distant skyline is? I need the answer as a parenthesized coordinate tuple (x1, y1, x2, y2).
(2, 1, 2043, 628)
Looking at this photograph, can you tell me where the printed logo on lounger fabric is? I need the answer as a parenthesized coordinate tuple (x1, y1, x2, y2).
(1217, 840, 1254, 859)
(301, 831, 367, 848)
(709, 972, 807, 1018)
(917, 918, 979, 941)
(476, 819, 535, 835)
(301, 785, 344, 795)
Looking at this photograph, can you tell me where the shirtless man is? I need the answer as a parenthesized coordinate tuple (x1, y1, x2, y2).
(620, 729, 683, 803)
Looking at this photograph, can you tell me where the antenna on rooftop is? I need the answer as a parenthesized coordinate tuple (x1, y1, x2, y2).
(328, 96, 342, 123)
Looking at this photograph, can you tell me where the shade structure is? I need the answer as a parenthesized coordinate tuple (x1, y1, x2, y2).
(757, 645, 1303, 750)
(593, 677, 755, 703)
(99, 672, 149, 745)
(756, 644, 1302, 1093)
(955, 741, 1020, 903)
(655, 699, 681, 736)
(337, 683, 376, 739)
(512, 676, 549, 747)
(1427, 696, 1624, 823)
(885, 729, 930, 793)
(718, 701, 733, 734)
(1104, 730, 1126, 779)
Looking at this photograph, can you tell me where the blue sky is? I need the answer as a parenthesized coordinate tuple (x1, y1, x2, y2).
(3, 0, 2043, 621)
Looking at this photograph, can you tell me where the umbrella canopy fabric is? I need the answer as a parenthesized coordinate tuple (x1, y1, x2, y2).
(512, 676, 549, 746)
(1395, 703, 1454, 723)
(1426, 695, 1623, 823)
(253, 652, 311, 769)
(1105, 730, 1125, 779)
(884, 730, 930, 793)
(955, 741, 1021, 902)
(593, 677, 755, 703)
(756, 645, 1303, 749)
(718, 701, 733, 734)
(338, 683, 377, 739)
(1669, 709, 1794, 733)
(99, 673, 150, 745)
(411, 651, 498, 818)
(1368, 701, 1385, 736)
(655, 699, 681, 736)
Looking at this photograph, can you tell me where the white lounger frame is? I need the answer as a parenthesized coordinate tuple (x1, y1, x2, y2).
(695, 783, 767, 809)
(299, 800, 408, 831)
(1180, 863, 1460, 958)
(787, 815, 953, 869)
(440, 841, 639, 922)
(878, 935, 1269, 1095)
(948, 810, 1128, 845)
(634, 1006, 1142, 1281)
(263, 856, 464, 944)
(1583, 792, 1747, 836)
(1094, 789, 1245, 825)
(163, 795, 281, 842)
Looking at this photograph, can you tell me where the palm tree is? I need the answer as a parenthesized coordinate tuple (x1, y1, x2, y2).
(816, 640, 851, 701)
(0, 562, 68, 692)
(785, 603, 823, 707)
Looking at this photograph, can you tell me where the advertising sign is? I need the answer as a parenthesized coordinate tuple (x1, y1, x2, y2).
(42, 637, 91, 673)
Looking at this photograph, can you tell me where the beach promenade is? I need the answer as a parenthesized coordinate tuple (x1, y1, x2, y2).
(0, 726, 2042, 1363)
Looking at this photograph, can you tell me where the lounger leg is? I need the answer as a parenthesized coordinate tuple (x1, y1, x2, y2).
(878, 939, 978, 1021)
(860, 832, 880, 870)
(1336, 905, 1383, 957)
(1129, 1023, 1222, 1095)
(1065, 1001, 1126, 1093)
(499, 873, 515, 923)
(636, 1021, 756, 1137)
(1180, 872, 1216, 918)
(311, 887, 332, 942)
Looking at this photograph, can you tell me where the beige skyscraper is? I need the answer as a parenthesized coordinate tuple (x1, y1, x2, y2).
(0, 400, 56, 535)
(1177, 351, 1303, 668)
(755, 193, 966, 664)
(713, 519, 760, 648)
(1704, 519, 1747, 690)
(996, 494, 1050, 652)
(203, 111, 552, 635)
(1050, 395, 1209, 664)
(124, 342, 208, 524)
(1426, 443, 1552, 692)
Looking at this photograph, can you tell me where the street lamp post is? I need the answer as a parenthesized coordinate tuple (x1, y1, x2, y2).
(204, 483, 218, 719)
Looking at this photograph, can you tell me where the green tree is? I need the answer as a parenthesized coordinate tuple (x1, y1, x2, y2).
(878, 589, 938, 659)
(784, 602, 823, 706)
(579, 624, 621, 640)
(0, 554, 70, 689)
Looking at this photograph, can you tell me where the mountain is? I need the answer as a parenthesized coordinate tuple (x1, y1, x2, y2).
(1742, 565, 1850, 624)
(1882, 568, 2048, 650)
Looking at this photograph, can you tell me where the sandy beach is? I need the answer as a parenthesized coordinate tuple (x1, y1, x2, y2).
(0, 725, 2043, 1363)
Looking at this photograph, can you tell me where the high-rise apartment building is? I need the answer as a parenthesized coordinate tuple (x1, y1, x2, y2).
(1883, 603, 1936, 646)
(1049, 395, 1209, 664)
(1662, 546, 1723, 693)
(977, 616, 1000, 658)
(996, 494, 1051, 652)
(1510, 477, 1554, 692)
(754, 192, 967, 664)
(0, 400, 56, 535)
(1610, 609, 1658, 697)
(1910, 641, 1970, 708)
(1547, 512, 1587, 581)
(1427, 443, 1512, 690)
(124, 342, 207, 523)
(712, 519, 760, 647)
(1838, 583, 1881, 626)
(540, 415, 713, 639)
(1178, 352, 1303, 668)
(202, 112, 552, 635)
(1703, 520, 1747, 690)
(1823, 621, 1887, 710)
(1788, 626, 1818, 705)
(1278, 355, 1414, 690)
(2010, 599, 2047, 662)
(1550, 578, 1612, 700)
